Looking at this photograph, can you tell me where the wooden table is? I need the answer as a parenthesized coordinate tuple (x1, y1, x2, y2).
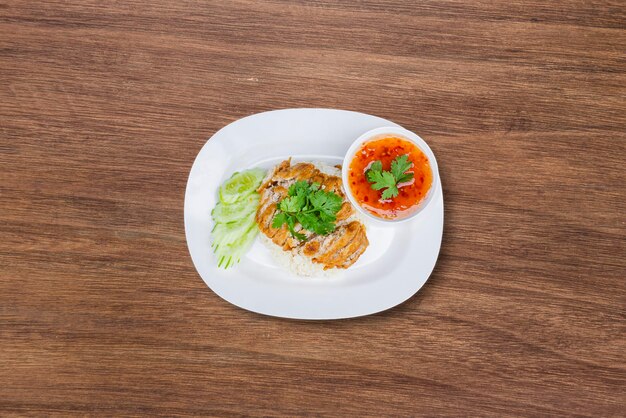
(2, 1, 624, 416)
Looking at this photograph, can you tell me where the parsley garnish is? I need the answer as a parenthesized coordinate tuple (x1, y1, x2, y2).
(272, 180, 343, 241)
(365, 154, 414, 200)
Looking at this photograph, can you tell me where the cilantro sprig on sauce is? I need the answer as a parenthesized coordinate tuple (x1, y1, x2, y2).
(365, 154, 414, 200)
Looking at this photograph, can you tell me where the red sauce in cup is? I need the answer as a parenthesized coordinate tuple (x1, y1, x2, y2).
(348, 136, 433, 220)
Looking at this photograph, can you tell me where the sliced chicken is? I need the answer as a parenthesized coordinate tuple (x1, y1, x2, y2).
(256, 159, 368, 270)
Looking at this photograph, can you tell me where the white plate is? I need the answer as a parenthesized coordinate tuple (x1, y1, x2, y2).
(184, 109, 443, 319)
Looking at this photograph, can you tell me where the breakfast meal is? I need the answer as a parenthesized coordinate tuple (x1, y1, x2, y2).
(210, 129, 435, 275)
(347, 135, 433, 220)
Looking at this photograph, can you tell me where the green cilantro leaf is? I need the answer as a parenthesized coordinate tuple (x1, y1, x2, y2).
(295, 212, 319, 232)
(285, 216, 306, 241)
(365, 154, 414, 200)
(315, 219, 336, 235)
(272, 212, 287, 229)
(289, 180, 310, 197)
(318, 211, 336, 223)
(369, 160, 383, 174)
(397, 172, 414, 184)
(296, 212, 333, 235)
(367, 170, 396, 191)
(309, 190, 343, 216)
(391, 154, 412, 180)
(272, 180, 343, 241)
(381, 185, 399, 200)
(279, 194, 305, 213)
(365, 169, 382, 186)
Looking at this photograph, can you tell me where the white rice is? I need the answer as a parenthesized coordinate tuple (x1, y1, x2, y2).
(259, 233, 332, 277)
(259, 161, 367, 277)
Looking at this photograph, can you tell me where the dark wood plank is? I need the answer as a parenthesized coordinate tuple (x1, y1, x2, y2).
(1, 0, 624, 416)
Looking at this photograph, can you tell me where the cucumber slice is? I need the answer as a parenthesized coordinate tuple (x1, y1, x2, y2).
(211, 211, 256, 251)
(212, 193, 259, 224)
(214, 223, 259, 269)
(219, 168, 266, 204)
(211, 168, 265, 269)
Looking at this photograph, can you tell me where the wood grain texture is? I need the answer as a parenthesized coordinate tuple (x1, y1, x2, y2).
(1, 0, 625, 416)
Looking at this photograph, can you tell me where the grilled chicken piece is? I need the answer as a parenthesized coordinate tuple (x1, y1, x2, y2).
(313, 221, 366, 269)
(256, 159, 368, 270)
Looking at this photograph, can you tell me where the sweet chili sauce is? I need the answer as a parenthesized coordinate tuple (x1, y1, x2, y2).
(348, 136, 433, 220)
